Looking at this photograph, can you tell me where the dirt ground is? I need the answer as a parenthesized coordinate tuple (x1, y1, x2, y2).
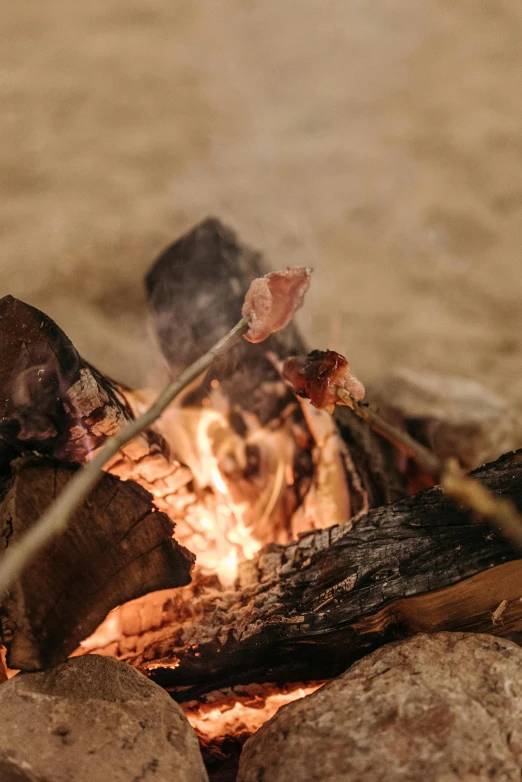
(1, 0, 521, 417)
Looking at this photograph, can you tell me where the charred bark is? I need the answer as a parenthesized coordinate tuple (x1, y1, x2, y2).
(0, 455, 195, 671)
(85, 450, 522, 700)
(0, 298, 199, 672)
(145, 218, 307, 423)
(0, 295, 133, 467)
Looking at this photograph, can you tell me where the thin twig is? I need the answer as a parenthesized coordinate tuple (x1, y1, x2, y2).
(337, 387, 522, 553)
(0, 316, 250, 598)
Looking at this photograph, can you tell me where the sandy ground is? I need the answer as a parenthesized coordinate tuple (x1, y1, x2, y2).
(1, 0, 521, 415)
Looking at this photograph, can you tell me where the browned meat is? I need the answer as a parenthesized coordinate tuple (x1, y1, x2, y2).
(242, 267, 311, 343)
(283, 350, 365, 413)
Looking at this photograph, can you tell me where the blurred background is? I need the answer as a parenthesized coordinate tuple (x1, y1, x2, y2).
(1, 0, 521, 410)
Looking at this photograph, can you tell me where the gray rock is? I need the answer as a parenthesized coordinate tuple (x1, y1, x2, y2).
(366, 368, 517, 469)
(0, 654, 208, 782)
(238, 632, 522, 782)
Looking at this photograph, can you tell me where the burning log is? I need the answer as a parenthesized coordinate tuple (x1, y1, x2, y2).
(0, 455, 194, 670)
(0, 294, 245, 586)
(0, 295, 202, 669)
(0, 294, 132, 466)
(145, 218, 309, 421)
(84, 449, 522, 700)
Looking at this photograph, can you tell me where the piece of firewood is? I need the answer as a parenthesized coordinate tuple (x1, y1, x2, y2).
(84, 450, 522, 700)
(145, 218, 307, 421)
(0, 295, 206, 584)
(0, 295, 132, 466)
(0, 313, 253, 599)
(0, 455, 195, 671)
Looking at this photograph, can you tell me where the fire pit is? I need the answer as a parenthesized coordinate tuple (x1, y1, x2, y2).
(1, 218, 521, 781)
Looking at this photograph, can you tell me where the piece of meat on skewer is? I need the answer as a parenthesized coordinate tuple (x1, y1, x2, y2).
(283, 350, 365, 413)
(242, 266, 312, 343)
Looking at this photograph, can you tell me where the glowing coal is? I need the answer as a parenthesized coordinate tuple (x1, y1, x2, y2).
(183, 682, 323, 744)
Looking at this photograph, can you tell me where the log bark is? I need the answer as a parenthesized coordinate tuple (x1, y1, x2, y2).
(0, 295, 132, 466)
(85, 450, 522, 700)
(0, 455, 194, 671)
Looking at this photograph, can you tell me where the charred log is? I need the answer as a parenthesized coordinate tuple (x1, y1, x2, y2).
(85, 450, 522, 700)
(0, 295, 133, 466)
(0, 455, 194, 671)
(145, 218, 307, 423)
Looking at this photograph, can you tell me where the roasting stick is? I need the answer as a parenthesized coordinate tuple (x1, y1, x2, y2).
(0, 316, 251, 597)
(336, 387, 522, 553)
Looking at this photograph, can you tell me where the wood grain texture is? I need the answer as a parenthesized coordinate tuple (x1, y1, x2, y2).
(0, 455, 195, 671)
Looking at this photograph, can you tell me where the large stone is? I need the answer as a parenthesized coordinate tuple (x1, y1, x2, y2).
(366, 369, 517, 469)
(0, 654, 208, 782)
(238, 632, 522, 781)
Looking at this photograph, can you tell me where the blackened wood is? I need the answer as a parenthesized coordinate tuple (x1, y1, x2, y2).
(0, 455, 195, 671)
(145, 217, 307, 423)
(88, 450, 522, 699)
(334, 406, 406, 510)
(0, 296, 132, 466)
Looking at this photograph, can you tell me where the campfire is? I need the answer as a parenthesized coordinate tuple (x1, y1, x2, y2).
(1, 218, 522, 781)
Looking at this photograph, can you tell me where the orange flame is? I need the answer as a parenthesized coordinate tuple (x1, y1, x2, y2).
(113, 390, 296, 585)
(78, 383, 348, 746)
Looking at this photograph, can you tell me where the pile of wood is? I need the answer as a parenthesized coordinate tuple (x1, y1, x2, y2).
(1, 217, 521, 701)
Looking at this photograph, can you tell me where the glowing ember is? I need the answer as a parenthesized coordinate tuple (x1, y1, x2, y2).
(183, 682, 323, 742)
